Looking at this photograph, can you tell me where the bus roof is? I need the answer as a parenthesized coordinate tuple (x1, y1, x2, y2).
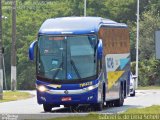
(39, 17, 127, 35)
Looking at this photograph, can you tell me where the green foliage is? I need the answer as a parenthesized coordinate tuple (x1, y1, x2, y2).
(124, 105, 160, 114)
(131, 59, 160, 86)
(104, 0, 136, 22)
(1, 0, 160, 89)
(139, 10, 160, 60)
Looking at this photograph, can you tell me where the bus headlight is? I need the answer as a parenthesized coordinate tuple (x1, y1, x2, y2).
(83, 83, 99, 92)
(83, 85, 95, 92)
(37, 86, 47, 92)
(88, 86, 94, 91)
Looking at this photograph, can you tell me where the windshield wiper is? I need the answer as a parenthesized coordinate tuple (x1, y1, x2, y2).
(70, 59, 81, 79)
(53, 62, 63, 79)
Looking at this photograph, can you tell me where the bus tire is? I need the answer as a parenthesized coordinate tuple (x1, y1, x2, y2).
(70, 105, 78, 112)
(130, 90, 135, 97)
(43, 104, 52, 112)
(94, 102, 103, 111)
(114, 84, 124, 107)
(95, 89, 104, 111)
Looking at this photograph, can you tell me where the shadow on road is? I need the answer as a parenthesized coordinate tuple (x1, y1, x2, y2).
(100, 105, 142, 114)
(48, 105, 96, 113)
(42, 104, 142, 114)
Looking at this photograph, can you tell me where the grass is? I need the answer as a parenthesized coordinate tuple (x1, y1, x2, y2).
(124, 105, 160, 114)
(0, 91, 33, 103)
(48, 105, 160, 120)
(138, 86, 160, 90)
(48, 114, 98, 120)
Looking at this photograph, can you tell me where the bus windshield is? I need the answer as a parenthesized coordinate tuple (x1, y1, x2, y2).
(37, 35, 97, 82)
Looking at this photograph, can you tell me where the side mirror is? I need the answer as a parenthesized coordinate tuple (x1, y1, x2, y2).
(97, 39, 103, 59)
(29, 40, 37, 61)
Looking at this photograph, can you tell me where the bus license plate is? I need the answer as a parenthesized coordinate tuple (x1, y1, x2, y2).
(61, 97, 72, 101)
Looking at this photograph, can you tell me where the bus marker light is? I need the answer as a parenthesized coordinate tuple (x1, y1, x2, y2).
(88, 96, 93, 100)
(40, 96, 46, 101)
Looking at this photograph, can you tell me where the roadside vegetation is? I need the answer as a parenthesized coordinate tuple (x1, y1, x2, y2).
(49, 105, 160, 120)
(138, 86, 160, 90)
(0, 91, 33, 103)
(125, 105, 160, 114)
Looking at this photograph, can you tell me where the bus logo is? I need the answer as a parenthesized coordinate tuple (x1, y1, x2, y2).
(64, 90, 69, 94)
(107, 57, 114, 69)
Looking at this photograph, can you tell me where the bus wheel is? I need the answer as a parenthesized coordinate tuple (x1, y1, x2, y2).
(130, 90, 136, 97)
(95, 90, 104, 111)
(43, 104, 52, 112)
(70, 105, 78, 112)
(95, 102, 103, 111)
(114, 85, 124, 107)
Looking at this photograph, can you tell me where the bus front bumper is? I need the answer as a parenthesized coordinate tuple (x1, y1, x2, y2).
(37, 88, 98, 105)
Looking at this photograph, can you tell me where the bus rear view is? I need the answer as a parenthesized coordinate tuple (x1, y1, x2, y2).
(29, 17, 130, 112)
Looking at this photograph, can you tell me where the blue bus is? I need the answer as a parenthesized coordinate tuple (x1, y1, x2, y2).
(29, 17, 130, 112)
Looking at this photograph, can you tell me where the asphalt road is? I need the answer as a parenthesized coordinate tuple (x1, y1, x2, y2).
(0, 90, 160, 120)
